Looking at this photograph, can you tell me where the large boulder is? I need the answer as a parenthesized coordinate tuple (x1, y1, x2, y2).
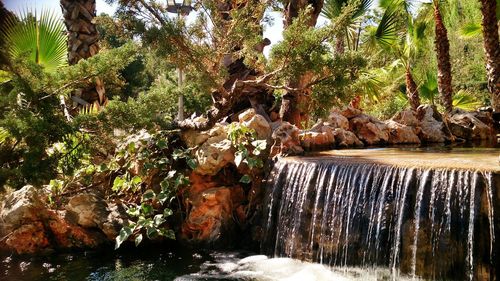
(0, 186, 110, 254)
(238, 109, 272, 140)
(416, 105, 452, 143)
(392, 109, 420, 127)
(270, 122, 304, 156)
(448, 109, 493, 140)
(385, 120, 421, 144)
(326, 108, 350, 130)
(333, 128, 364, 147)
(349, 114, 390, 145)
(0, 185, 46, 234)
(65, 192, 108, 228)
(181, 186, 245, 245)
(193, 123, 235, 176)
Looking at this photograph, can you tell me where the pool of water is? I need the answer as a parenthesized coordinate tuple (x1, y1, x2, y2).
(0, 248, 420, 281)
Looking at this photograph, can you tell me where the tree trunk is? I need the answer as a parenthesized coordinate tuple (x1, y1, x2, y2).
(335, 36, 345, 54)
(280, 0, 324, 128)
(433, 2, 453, 113)
(60, 0, 105, 106)
(479, 0, 500, 112)
(405, 67, 421, 111)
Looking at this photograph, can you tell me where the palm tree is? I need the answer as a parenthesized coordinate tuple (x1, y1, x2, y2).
(369, 0, 426, 111)
(322, 0, 373, 54)
(60, 0, 105, 106)
(478, 0, 500, 112)
(432, 0, 453, 113)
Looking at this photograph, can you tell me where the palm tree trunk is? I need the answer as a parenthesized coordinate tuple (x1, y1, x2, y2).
(479, 0, 500, 112)
(433, 2, 453, 113)
(405, 67, 421, 111)
(335, 36, 345, 54)
(280, 0, 324, 128)
(60, 0, 105, 106)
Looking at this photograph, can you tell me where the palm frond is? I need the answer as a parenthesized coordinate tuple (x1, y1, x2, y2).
(452, 90, 482, 111)
(1, 8, 67, 73)
(459, 22, 482, 38)
(374, 5, 399, 47)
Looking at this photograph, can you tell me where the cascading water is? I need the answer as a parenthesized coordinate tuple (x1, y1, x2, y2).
(261, 151, 499, 280)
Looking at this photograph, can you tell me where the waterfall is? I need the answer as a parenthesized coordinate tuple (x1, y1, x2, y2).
(261, 157, 498, 280)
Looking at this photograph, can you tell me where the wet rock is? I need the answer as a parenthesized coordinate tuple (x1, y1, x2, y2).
(193, 123, 235, 176)
(349, 114, 389, 145)
(238, 109, 272, 140)
(385, 120, 421, 144)
(181, 186, 245, 245)
(333, 128, 364, 147)
(270, 122, 304, 156)
(449, 109, 493, 140)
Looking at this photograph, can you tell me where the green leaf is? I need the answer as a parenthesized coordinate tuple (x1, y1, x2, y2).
(240, 174, 252, 184)
(98, 163, 108, 172)
(112, 176, 125, 192)
(142, 189, 155, 201)
(115, 226, 133, 249)
(134, 234, 143, 247)
(160, 179, 170, 191)
(234, 151, 244, 167)
(141, 203, 154, 216)
(167, 170, 177, 179)
(157, 192, 169, 204)
(161, 229, 176, 240)
(156, 139, 168, 149)
(153, 214, 166, 227)
(146, 226, 158, 238)
(127, 142, 136, 154)
(131, 175, 142, 185)
(163, 208, 173, 217)
(127, 206, 140, 217)
(251, 140, 267, 152)
(187, 158, 198, 169)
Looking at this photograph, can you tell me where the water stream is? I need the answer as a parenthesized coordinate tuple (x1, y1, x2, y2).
(261, 148, 499, 280)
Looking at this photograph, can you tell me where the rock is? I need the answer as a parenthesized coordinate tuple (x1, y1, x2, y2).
(449, 109, 493, 140)
(193, 123, 235, 176)
(300, 125, 335, 150)
(0, 185, 46, 234)
(416, 105, 449, 143)
(341, 106, 362, 119)
(101, 203, 129, 240)
(182, 129, 210, 148)
(47, 210, 105, 249)
(238, 109, 272, 140)
(181, 186, 245, 245)
(4, 222, 50, 254)
(385, 120, 421, 144)
(349, 114, 389, 145)
(333, 128, 363, 147)
(270, 122, 304, 156)
(392, 109, 420, 127)
(0, 186, 109, 254)
(65, 192, 108, 228)
(326, 109, 350, 130)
